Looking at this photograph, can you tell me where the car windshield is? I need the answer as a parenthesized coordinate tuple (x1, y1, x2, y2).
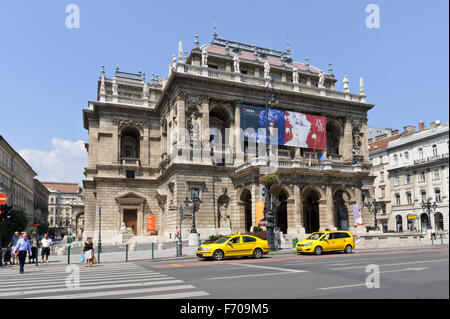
(306, 233, 325, 240)
(214, 236, 231, 244)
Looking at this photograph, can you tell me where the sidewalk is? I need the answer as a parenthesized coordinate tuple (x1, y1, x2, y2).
(48, 241, 296, 264)
(45, 239, 448, 265)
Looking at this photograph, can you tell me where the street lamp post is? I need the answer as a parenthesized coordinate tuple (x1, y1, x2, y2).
(421, 198, 437, 231)
(184, 195, 202, 246)
(262, 79, 279, 250)
(98, 207, 102, 253)
(363, 199, 383, 231)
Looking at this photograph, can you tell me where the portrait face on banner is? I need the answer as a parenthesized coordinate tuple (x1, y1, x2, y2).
(353, 204, 364, 226)
(240, 105, 326, 150)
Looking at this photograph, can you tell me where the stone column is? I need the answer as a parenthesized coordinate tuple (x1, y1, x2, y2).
(141, 125, 149, 166)
(318, 200, 329, 231)
(361, 119, 370, 164)
(176, 93, 187, 148)
(342, 116, 353, 164)
(234, 102, 244, 165)
(319, 186, 334, 230)
(175, 92, 188, 163)
(286, 197, 296, 236)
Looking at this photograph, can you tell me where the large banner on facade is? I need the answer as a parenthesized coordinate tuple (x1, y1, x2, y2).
(255, 202, 265, 226)
(352, 204, 364, 226)
(147, 215, 156, 232)
(240, 105, 326, 150)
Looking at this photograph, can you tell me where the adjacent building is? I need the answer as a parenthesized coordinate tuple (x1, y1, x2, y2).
(82, 32, 375, 244)
(33, 179, 50, 226)
(43, 182, 85, 238)
(369, 120, 449, 233)
(0, 135, 46, 227)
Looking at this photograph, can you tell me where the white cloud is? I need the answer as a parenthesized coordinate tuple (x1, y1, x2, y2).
(19, 138, 87, 184)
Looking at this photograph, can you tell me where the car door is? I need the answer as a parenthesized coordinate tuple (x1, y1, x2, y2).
(242, 236, 258, 255)
(333, 232, 346, 250)
(225, 236, 244, 256)
(319, 233, 334, 251)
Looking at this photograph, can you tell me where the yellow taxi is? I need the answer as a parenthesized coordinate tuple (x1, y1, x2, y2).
(296, 231, 355, 255)
(197, 234, 269, 261)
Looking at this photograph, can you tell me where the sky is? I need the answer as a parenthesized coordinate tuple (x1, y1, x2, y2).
(0, 0, 448, 184)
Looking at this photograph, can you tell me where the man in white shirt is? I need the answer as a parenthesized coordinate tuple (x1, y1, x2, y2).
(40, 233, 53, 264)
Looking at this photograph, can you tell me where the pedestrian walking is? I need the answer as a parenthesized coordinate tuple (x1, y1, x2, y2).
(431, 228, 437, 240)
(82, 237, 94, 267)
(29, 231, 39, 264)
(8, 232, 20, 265)
(40, 233, 53, 264)
(275, 227, 281, 250)
(273, 227, 279, 250)
(12, 232, 32, 274)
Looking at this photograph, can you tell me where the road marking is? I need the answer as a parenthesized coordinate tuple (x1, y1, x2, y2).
(151, 248, 448, 269)
(206, 272, 304, 280)
(233, 263, 307, 273)
(330, 259, 448, 270)
(0, 272, 163, 285)
(318, 283, 367, 290)
(126, 291, 210, 299)
(30, 284, 198, 299)
(318, 267, 432, 290)
(381, 267, 430, 274)
(1, 279, 184, 297)
(0, 276, 173, 293)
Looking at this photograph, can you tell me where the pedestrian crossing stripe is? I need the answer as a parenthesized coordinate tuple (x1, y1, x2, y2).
(0, 262, 209, 299)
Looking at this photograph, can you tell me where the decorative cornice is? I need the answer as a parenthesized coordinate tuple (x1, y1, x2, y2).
(113, 119, 151, 129)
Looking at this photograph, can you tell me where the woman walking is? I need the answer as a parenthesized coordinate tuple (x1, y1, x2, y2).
(82, 237, 94, 267)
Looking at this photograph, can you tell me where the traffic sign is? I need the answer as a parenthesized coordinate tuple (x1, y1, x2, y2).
(0, 193, 7, 205)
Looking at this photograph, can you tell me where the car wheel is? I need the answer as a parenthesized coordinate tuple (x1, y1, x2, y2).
(253, 248, 263, 259)
(344, 245, 352, 254)
(314, 246, 322, 255)
(212, 250, 224, 261)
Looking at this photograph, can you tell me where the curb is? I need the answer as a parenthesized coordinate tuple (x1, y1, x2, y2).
(46, 244, 448, 265)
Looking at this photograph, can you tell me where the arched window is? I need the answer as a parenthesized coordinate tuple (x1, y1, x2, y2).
(434, 213, 444, 231)
(120, 126, 140, 159)
(432, 144, 438, 157)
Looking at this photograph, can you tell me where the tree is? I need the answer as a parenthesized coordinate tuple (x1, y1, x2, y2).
(0, 210, 28, 248)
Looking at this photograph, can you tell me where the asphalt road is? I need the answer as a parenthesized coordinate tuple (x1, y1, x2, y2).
(136, 247, 449, 299)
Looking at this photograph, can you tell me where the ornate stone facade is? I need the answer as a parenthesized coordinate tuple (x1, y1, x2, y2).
(82, 35, 375, 243)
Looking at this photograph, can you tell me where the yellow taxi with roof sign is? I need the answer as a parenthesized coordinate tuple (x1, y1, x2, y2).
(296, 231, 355, 255)
(197, 234, 269, 261)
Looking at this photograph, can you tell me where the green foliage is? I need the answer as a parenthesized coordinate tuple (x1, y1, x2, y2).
(0, 210, 28, 248)
(259, 175, 279, 186)
(252, 226, 262, 233)
(29, 225, 38, 234)
(366, 226, 374, 232)
(203, 234, 227, 244)
(37, 224, 49, 235)
(243, 230, 267, 240)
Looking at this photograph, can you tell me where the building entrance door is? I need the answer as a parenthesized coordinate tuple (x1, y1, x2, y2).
(123, 209, 138, 235)
(420, 213, 429, 234)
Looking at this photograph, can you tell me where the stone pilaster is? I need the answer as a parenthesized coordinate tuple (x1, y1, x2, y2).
(342, 116, 353, 163)
(176, 92, 187, 148)
(234, 102, 244, 165)
(360, 119, 370, 164)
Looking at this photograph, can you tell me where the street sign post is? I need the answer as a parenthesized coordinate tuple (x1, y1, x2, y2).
(0, 193, 7, 205)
